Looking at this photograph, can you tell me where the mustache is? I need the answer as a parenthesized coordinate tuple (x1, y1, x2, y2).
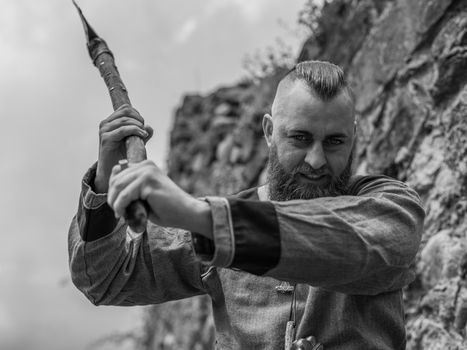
(293, 164, 330, 177)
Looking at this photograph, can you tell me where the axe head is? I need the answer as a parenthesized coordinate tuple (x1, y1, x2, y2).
(72, 0, 113, 63)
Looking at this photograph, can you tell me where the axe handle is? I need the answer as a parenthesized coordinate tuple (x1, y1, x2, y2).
(73, 1, 149, 233)
(92, 40, 149, 233)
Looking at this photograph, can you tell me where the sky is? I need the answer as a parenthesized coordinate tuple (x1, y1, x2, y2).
(0, 1, 307, 349)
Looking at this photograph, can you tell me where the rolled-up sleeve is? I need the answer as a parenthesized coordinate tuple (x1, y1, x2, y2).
(194, 175, 425, 295)
(192, 197, 236, 268)
(68, 165, 207, 306)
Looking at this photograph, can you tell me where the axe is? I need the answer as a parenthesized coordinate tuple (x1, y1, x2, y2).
(73, 0, 149, 233)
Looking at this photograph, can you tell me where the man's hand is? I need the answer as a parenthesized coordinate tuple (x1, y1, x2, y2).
(94, 105, 154, 193)
(107, 160, 213, 238)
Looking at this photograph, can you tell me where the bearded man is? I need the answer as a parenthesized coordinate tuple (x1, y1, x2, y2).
(69, 60, 425, 349)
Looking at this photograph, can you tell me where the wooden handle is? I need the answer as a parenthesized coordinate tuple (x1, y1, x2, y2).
(91, 38, 148, 233)
(118, 160, 149, 233)
(73, 1, 149, 233)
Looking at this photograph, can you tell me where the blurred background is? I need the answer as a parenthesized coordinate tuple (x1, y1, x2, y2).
(0, 1, 307, 349)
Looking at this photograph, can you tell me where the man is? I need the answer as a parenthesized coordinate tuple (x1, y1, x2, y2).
(69, 60, 425, 349)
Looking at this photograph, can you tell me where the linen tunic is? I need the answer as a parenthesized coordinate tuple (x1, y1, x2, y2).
(69, 164, 425, 349)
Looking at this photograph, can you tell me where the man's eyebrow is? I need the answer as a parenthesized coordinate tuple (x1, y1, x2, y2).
(326, 133, 349, 138)
(286, 128, 311, 134)
(285, 128, 349, 138)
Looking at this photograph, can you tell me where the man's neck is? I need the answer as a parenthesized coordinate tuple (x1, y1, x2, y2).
(257, 184, 269, 201)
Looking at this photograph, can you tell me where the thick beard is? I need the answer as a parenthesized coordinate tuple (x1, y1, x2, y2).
(267, 144, 353, 201)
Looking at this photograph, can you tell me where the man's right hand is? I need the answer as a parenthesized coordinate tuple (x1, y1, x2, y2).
(94, 104, 153, 193)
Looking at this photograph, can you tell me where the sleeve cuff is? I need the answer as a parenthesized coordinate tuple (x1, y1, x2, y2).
(191, 196, 281, 275)
(227, 197, 281, 275)
(78, 163, 119, 242)
(192, 197, 235, 268)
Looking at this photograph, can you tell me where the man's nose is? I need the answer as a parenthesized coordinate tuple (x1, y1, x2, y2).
(304, 143, 327, 170)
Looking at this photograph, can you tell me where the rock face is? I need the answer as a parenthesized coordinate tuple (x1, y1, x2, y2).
(168, 75, 284, 198)
(145, 0, 467, 349)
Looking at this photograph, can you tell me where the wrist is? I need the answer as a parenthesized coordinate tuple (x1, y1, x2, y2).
(94, 166, 109, 193)
(185, 198, 213, 239)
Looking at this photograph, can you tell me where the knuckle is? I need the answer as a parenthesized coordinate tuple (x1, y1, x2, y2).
(113, 127, 128, 140)
(142, 160, 157, 172)
(114, 181, 124, 193)
(99, 127, 108, 139)
(119, 191, 129, 203)
(127, 108, 143, 121)
(120, 107, 131, 116)
(141, 168, 150, 179)
(100, 134, 111, 145)
(109, 172, 118, 185)
(131, 111, 144, 123)
(142, 169, 155, 183)
(124, 117, 143, 127)
(122, 125, 140, 136)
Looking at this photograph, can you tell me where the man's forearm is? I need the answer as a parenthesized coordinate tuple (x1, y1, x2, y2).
(178, 198, 213, 240)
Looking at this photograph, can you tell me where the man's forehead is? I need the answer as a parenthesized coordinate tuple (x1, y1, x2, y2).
(271, 80, 355, 124)
(271, 78, 302, 116)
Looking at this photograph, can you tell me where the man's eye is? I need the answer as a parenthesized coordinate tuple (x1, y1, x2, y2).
(291, 135, 309, 142)
(325, 138, 343, 145)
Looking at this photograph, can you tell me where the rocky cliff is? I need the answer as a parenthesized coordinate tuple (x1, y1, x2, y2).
(144, 0, 467, 348)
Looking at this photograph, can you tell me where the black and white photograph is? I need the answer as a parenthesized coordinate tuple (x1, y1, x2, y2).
(1, 0, 467, 349)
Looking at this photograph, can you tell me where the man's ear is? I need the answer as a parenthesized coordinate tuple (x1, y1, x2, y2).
(262, 114, 273, 147)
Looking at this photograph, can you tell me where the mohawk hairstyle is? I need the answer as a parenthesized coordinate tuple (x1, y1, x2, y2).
(284, 60, 354, 102)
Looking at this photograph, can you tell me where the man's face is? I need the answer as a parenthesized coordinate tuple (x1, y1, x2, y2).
(263, 80, 355, 201)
